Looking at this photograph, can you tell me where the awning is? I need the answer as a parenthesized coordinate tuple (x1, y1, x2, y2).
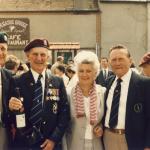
(49, 42, 80, 50)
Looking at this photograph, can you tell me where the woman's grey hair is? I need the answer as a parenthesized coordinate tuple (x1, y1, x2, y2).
(74, 51, 100, 77)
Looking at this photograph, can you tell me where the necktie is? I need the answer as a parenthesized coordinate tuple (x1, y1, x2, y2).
(29, 74, 43, 126)
(109, 78, 122, 129)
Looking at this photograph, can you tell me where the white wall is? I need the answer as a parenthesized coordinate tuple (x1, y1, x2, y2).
(0, 13, 97, 61)
(100, 2, 147, 66)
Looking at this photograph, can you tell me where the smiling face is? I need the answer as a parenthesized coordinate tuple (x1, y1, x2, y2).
(26, 47, 49, 74)
(0, 43, 8, 67)
(109, 48, 132, 78)
(77, 63, 97, 86)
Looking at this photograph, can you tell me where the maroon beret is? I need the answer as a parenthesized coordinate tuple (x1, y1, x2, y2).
(24, 39, 49, 52)
(139, 52, 150, 67)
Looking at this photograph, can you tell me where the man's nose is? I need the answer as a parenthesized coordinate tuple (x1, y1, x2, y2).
(115, 60, 120, 65)
(36, 54, 42, 60)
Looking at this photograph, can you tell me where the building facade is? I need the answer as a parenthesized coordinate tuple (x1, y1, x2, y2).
(0, 0, 150, 65)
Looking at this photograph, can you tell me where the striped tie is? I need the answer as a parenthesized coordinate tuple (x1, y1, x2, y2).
(109, 78, 122, 129)
(29, 74, 43, 126)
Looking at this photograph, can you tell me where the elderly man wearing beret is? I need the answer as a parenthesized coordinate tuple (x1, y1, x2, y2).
(139, 52, 150, 77)
(0, 32, 13, 150)
(8, 39, 70, 150)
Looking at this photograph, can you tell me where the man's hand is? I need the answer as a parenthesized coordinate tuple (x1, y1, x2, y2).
(93, 125, 103, 137)
(144, 148, 150, 150)
(9, 97, 23, 111)
(40, 139, 55, 150)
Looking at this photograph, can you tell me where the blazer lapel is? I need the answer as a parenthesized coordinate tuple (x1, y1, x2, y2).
(1, 69, 9, 102)
(125, 71, 140, 118)
(108, 71, 111, 77)
(44, 70, 53, 102)
(24, 70, 35, 102)
(103, 76, 116, 124)
(105, 76, 115, 101)
(101, 71, 105, 80)
(44, 71, 49, 101)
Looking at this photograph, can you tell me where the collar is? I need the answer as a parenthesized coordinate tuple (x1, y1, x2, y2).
(102, 68, 108, 72)
(31, 68, 46, 82)
(115, 69, 132, 83)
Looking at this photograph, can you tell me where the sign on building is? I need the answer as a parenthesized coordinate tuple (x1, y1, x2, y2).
(0, 18, 30, 50)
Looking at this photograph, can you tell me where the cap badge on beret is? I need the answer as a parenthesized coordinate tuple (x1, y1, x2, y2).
(44, 40, 47, 46)
(4, 35, 8, 42)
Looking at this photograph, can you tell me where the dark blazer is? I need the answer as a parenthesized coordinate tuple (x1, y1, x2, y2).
(0, 68, 13, 150)
(1, 68, 12, 124)
(96, 70, 114, 87)
(9, 70, 70, 149)
(104, 71, 150, 150)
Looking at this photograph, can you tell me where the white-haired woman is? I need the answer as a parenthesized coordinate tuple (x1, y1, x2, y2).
(66, 51, 105, 150)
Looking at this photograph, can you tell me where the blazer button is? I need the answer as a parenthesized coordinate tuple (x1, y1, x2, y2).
(43, 121, 46, 124)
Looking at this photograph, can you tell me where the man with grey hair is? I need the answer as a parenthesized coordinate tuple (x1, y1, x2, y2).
(8, 38, 70, 150)
(103, 44, 150, 150)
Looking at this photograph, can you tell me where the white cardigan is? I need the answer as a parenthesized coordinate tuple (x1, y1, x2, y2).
(66, 84, 106, 150)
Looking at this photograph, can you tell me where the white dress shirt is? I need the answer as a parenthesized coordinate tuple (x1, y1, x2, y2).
(84, 96, 93, 140)
(31, 68, 46, 103)
(105, 69, 132, 129)
(102, 68, 109, 79)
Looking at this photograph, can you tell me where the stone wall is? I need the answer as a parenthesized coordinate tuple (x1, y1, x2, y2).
(0, 0, 98, 11)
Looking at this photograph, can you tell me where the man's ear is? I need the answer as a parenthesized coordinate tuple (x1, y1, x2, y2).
(108, 59, 112, 68)
(48, 51, 51, 60)
(47, 54, 50, 59)
(130, 57, 133, 65)
(25, 52, 30, 61)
